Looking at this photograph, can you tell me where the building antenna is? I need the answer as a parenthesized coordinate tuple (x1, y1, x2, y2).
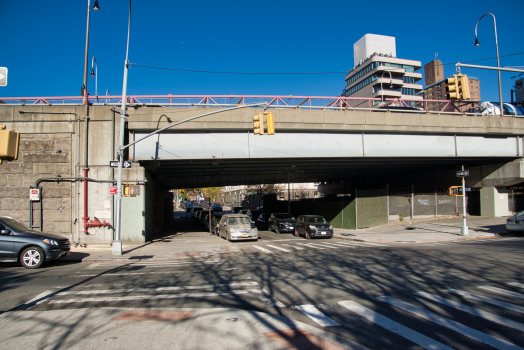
(435, 52, 439, 61)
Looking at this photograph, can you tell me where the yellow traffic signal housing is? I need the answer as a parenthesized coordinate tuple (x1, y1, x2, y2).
(253, 113, 264, 135)
(458, 74, 471, 100)
(123, 184, 130, 196)
(0, 125, 19, 163)
(266, 112, 275, 135)
(449, 186, 463, 196)
(446, 75, 459, 99)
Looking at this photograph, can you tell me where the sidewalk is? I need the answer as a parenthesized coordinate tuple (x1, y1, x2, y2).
(63, 216, 511, 263)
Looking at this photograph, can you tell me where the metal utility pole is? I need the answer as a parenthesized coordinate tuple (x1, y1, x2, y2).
(461, 165, 468, 236)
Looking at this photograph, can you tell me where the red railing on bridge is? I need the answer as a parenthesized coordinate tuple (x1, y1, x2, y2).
(0, 94, 480, 115)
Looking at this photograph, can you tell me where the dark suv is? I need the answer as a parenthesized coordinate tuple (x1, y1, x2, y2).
(295, 215, 333, 239)
(0, 216, 71, 268)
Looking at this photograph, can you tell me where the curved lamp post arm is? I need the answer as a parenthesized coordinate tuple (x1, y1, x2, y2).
(475, 13, 503, 116)
(380, 70, 393, 104)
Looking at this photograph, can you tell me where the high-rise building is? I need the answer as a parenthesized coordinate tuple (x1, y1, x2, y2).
(422, 59, 481, 112)
(342, 34, 423, 105)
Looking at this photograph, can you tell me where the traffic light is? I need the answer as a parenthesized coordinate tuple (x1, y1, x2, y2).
(449, 186, 463, 196)
(253, 113, 264, 135)
(446, 75, 459, 99)
(266, 112, 275, 135)
(0, 125, 19, 163)
(458, 74, 471, 100)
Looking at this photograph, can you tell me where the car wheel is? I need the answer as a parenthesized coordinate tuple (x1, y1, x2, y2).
(294, 229, 299, 237)
(306, 231, 311, 240)
(20, 246, 45, 269)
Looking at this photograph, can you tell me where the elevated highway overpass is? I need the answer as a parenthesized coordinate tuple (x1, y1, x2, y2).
(1, 95, 523, 244)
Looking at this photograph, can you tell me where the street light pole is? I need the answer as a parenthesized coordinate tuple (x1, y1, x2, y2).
(90, 57, 97, 103)
(113, 0, 132, 256)
(475, 13, 503, 116)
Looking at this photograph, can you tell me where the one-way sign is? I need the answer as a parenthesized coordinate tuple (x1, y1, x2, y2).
(0, 67, 7, 87)
(456, 170, 469, 177)
(109, 161, 132, 168)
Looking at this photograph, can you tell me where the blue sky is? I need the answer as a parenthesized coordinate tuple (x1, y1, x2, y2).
(1, 0, 523, 102)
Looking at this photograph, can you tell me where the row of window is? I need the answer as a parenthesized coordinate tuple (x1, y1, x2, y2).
(345, 61, 416, 86)
(345, 75, 378, 96)
(345, 73, 418, 97)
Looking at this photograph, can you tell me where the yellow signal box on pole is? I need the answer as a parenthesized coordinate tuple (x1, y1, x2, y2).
(253, 113, 264, 135)
(449, 186, 463, 196)
(266, 112, 275, 135)
(458, 74, 471, 100)
(446, 75, 459, 99)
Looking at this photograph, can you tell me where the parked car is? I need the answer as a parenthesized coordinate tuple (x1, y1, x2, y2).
(268, 213, 296, 234)
(211, 203, 223, 213)
(0, 216, 71, 268)
(295, 215, 333, 239)
(191, 207, 203, 219)
(232, 206, 244, 213)
(218, 214, 258, 241)
(506, 210, 524, 232)
(255, 213, 270, 230)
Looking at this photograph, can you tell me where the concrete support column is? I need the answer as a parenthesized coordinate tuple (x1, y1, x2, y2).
(480, 187, 509, 217)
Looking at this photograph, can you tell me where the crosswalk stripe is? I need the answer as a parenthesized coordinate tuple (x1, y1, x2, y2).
(335, 241, 385, 247)
(57, 282, 259, 296)
(415, 292, 524, 332)
(251, 246, 274, 253)
(447, 289, 524, 314)
(339, 301, 453, 350)
(265, 245, 292, 252)
(281, 244, 305, 250)
(296, 243, 325, 249)
(314, 242, 345, 248)
(508, 282, 524, 289)
(294, 305, 340, 327)
(378, 296, 521, 350)
(49, 289, 265, 304)
(307, 242, 343, 249)
(478, 286, 524, 300)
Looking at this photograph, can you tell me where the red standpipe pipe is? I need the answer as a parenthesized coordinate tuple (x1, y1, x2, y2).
(83, 168, 89, 233)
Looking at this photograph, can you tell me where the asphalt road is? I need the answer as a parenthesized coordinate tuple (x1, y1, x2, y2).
(1, 218, 523, 350)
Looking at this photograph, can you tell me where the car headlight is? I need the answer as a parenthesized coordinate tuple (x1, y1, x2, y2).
(308, 225, 318, 231)
(230, 228, 237, 233)
(329, 225, 333, 230)
(43, 239, 59, 246)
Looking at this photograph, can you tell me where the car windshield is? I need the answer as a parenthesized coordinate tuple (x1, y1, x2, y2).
(306, 216, 327, 224)
(228, 217, 251, 225)
(276, 214, 295, 220)
(1, 218, 31, 232)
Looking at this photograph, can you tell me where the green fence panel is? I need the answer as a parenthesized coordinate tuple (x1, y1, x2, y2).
(357, 188, 387, 229)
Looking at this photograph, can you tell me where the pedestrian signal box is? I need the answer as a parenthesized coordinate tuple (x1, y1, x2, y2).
(123, 184, 140, 197)
(449, 186, 463, 196)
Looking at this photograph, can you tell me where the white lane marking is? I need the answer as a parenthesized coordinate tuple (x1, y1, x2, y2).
(57, 282, 259, 296)
(296, 243, 325, 249)
(307, 243, 342, 249)
(281, 244, 305, 250)
(378, 296, 522, 350)
(251, 245, 274, 253)
(447, 289, 524, 314)
(335, 241, 385, 247)
(479, 286, 524, 300)
(339, 301, 453, 350)
(258, 289, 286, 307)
(71, 271, 181, 277)
(272, 239, 301, 242)
(87, 259, 220, 269)
(415, 291, 524, 332)
(49, 289, 265, 304)
(508, 282, 524, 289)
(265, 245, 292, 252)
(295, 305, 340, 327)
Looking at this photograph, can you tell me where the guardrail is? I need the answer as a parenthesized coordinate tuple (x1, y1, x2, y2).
(0, 94, 482, 116)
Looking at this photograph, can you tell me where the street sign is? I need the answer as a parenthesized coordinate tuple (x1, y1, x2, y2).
(0, 67, 7, 87)
(110, 187, 117, 195)
(29, 188, 40, 201)
(456, 170, 469, 177)
(109, 160, 132, 168)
